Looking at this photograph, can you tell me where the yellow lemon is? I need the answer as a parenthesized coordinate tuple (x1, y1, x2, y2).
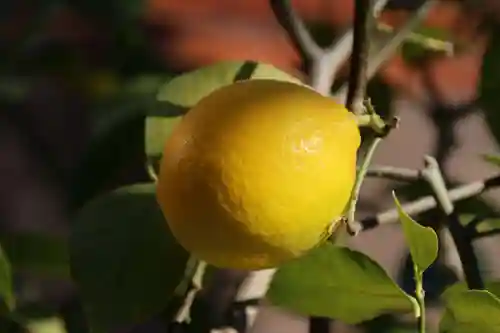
(156, 79, 361, 270)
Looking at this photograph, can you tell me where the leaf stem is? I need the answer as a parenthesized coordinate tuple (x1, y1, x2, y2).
(414, 265, 426, 333)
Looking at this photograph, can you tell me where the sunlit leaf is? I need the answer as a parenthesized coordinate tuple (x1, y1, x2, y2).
(393, 192, 438, 273)
(156, 60, 303, 108)
(146, 61, 304, 160)
(267, 243, 415, 324)
(26, 317, 66, 333)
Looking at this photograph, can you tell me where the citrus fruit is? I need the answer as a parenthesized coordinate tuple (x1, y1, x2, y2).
(156, 79, 361, 270)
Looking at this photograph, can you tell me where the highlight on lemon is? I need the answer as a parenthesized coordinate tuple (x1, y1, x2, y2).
(156, 79, 361, 270)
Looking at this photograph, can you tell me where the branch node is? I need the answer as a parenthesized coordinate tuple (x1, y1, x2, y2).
(420, 155, 454, 214)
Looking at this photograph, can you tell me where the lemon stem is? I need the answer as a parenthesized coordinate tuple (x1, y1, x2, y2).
(346, 136, 383, 235)
(345, 99, 395, 235)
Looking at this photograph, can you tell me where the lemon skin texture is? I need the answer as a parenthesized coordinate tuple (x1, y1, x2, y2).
(156, 79, 361, 270)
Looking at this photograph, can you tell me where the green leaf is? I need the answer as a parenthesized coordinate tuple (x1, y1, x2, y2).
(0, 232, 69, 279)
(393, 191, 438, 273)
(91, 74, 173, 139)
(439, 290, 500, 333)
(479, 24, 500, 146)
(26, 317, 66, 333)
(69, 183, 191, 332)
(400, 26, 452, 63)
(156, 60, 303, 107)
(483, 154, 500, 168)
(458, 214, 500, 235)
(70, 75, 172, 208)
(144, 117, 182, 163)
(145, 61, 304, 159)
(267, 243, 415, 324)
(0, 244, 14, 314)
(442, 280, 500, 300)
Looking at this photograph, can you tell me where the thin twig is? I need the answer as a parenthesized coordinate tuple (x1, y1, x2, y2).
(269, 0, 322, 62)
(233, 269, 276, 330)
(345, 0, 371, 115)
(367, 0, 437, 80)
(365, 165, 420, 182)
(376, 22, 455, 56)
(316, 0, 390, 95)
(420, 156, 485, 290)
(335, 0, 437, 101)
(174, 260, 207, 323)
(360, 173, 500, 230)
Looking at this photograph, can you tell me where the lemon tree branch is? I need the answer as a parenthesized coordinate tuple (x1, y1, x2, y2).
(360, 170, 500, 231)
(334, 0, 437, 101)
(420, 156, 485, 290)
(270, 0, 392, 95)
(345, 0, 371, 115)
(365, 165, 420, 181)
(269, 0, 323, 62)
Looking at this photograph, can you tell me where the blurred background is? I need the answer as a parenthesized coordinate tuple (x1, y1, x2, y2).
(2, 0, 500, 332)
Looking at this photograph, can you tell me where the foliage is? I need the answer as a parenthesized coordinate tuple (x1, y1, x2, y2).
(69, 183, 191, 332)
(440, 289, 500, 333)
(478, 24, 500, 146)
(146, 60, 303, 160)
(3, 0, 500, 332)
(267, 244, 415, 323)
(0, 246, 14, 314)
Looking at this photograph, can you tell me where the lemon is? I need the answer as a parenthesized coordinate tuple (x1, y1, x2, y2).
(156, 79, 360, 270)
